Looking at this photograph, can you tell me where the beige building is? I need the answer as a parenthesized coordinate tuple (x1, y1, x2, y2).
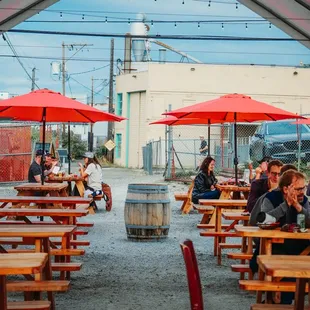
(114, 63, 310, 168)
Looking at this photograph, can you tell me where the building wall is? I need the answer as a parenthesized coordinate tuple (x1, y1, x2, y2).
(115, 63, 310, 168)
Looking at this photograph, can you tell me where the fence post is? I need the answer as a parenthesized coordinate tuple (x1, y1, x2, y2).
(149, 142, 153, 175)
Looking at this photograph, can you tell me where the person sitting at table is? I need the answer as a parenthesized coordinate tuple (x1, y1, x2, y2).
(246, 160, 283, 213)
(78, 152, 103, 198)
(252, 156, 273, 181)
(191, 156, 220, 203)
(28, 149, 57, 183)
(250, 169, 310, 304)
(249, 164, 297, 226)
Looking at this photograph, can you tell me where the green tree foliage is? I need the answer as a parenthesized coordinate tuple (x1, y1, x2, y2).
(62, 130, 87, 159)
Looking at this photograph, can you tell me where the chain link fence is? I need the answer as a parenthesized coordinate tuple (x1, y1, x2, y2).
(142, 117, 310, 180)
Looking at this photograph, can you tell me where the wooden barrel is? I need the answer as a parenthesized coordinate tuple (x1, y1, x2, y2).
(124, 183, 171, 241)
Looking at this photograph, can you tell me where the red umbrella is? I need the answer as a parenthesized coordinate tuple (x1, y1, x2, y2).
(164, 93, 304, 183)
(0, 88, 126, 184)
(150, 116, 225, 156)
(291, 119, 310, 124)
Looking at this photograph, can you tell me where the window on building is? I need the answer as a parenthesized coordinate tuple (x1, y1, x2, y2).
(115, 133, 122, 159)
(116, 93, 123, 116)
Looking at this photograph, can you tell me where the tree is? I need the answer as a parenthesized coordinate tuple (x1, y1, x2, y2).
(62, 130, 87, 159)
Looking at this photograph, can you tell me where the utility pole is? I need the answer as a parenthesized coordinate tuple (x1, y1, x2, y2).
(31, 67, 36, 91)
(89, 76, 94, 152)
(61, 42, 93, 147)
(107, 39, 115, 162)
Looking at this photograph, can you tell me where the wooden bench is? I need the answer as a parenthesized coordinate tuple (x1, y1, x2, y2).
(227, 253, 252, 260)
(0, 220, 94, 229)
(251, 305, 294, 310)
(174, 178, 195, 214)
(0, 196, 91, 209)
(217, 243, 242, 265)
(193, 204, 215, 224)
(52, 262, 82, 272)
(197, 224, 230, 229)
(7, 301, 51, 310)
(231, 264, 253, 280)
(200, 231, 238, 238)
(7, 280, 70, 292)
(6, 249, 85, 256)
(52, 240, 90, 247)
(239, 280, 309, 293)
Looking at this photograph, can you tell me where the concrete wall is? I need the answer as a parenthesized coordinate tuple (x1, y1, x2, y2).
(115, 63, 310, 168)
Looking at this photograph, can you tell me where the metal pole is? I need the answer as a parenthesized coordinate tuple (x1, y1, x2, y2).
(41, 108, 46, 185)
(167, 104, 172, 178)
(297, 119, 301, 171)
(68, 122, 71, 174)
(31, 67, 36, 91)
(208, 119, 211, 156)
(233, 113, 238, 185)
(62, 42, 66, 147)
(89, 76, 94, 152)
(107, 39, 115, 162)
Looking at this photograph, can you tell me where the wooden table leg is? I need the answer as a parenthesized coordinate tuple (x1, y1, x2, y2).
(42, 239, 55, 310)
(214, 207, 221, 256)
(256, 238, 266, 303)
(295, 278, 306, 310)
(0, 275, 7, 310)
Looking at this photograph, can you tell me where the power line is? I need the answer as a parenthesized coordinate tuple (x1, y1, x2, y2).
(70, 64, 110, 75)
(0, 43, 309, 56)
(69, 76, 106, 95)
(7, 29, 307, 41)
(2, 33, 40, 89)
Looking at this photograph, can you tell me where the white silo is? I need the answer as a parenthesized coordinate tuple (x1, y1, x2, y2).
(51, 61, 61, 76)
(131, 13, 149, 62)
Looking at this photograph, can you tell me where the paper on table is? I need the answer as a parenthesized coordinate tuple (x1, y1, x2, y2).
(52, 166, 60, 174)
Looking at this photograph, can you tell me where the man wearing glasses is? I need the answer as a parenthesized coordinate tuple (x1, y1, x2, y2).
(246, 160, 283, 212)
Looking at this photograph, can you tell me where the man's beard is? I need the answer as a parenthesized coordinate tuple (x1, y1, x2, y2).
(297, 194, 304, 203)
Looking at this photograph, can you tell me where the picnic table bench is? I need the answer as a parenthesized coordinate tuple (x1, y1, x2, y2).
(0, 253, 51, 310)
(199, 199, 247, 261)
(14, 183, 68, 197)
(174, 176, 195, 214)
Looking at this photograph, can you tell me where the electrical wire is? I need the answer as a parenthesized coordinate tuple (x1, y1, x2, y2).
(0, 43, 309, 56)
(7, 29, 306, 41)
(69, 76, 106, 95)
(2, 33, 40, 89)
(70, 64, 110, 75)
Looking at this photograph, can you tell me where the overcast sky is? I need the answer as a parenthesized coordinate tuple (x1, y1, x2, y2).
(1, 0, 310, 100)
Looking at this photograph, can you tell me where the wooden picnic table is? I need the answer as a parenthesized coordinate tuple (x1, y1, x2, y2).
(216, 184, 250, 200)
(257, 255, 310, 310)
(235, 225, 310, 303)
(199, 199, 247, 256)
(47, 175, 85, 196)
(14, 183, 68, 197)
(0, 196, 91, 209)
(0, 253, 48, 310)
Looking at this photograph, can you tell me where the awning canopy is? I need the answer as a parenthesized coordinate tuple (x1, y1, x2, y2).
(239, 0, 310, 50)
(0, 0, 59, 33)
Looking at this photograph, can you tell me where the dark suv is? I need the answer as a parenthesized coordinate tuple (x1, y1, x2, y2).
(249, 120, 310, 163)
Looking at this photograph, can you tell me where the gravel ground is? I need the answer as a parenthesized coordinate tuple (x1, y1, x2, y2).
(1, 168, 254, 310)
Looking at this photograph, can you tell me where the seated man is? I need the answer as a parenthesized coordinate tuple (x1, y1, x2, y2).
(246, 160, 283, 213)
(250, 169, 310, 304)
(28, 150, 57, 183)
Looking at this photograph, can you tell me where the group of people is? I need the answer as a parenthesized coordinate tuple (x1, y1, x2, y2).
(191, 152, 310, 304)
(28, 149, 103, 198)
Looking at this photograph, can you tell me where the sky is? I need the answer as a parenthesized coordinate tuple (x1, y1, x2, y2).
(1, 0, 310, 102)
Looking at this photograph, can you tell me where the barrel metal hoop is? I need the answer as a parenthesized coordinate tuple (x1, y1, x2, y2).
(128, 184, 168, 190)
(127, 189, 168, 194)
(126, 225, 170, 229)
(125, 199, 170, 204)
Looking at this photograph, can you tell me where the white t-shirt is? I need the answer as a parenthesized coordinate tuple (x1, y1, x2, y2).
(84, 163, 102, 191)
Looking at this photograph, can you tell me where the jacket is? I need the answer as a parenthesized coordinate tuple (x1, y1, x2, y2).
(192, 171, 217, 201)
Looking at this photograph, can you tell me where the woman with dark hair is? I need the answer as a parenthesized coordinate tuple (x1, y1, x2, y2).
(78, 152, 103, 198)
(191, 156, 221, 203)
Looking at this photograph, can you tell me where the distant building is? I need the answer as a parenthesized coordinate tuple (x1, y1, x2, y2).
(114, 63, 310, 168)
(0, 92, 9, 100)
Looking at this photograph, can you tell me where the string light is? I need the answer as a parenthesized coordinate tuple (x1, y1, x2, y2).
(236, 2, 238, 9)
(182, 0, 185, 4)
(151, 20, 154, 26)
(208, 1, 211, 7)
(198, 22, 200, 28)
(221, 23, 224, 29)
(60, 12, 62, 17)
(245, 22, 248, 30)
(269, 22, 272, 29)
(128, 18, 131, 25)
(105, 16, 108, 23)
(82, 14, 85, 20)
(174, 21, 177, 28)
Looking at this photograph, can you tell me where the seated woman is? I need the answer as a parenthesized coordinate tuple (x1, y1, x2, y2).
(192, 156, 221, 203)
(78, 152, 103, 198)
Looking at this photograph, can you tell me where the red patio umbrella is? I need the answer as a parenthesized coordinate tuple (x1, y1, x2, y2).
(150, 115, 225, 156)
(0, 88, 126, 184)
(164, 93, 304, 183)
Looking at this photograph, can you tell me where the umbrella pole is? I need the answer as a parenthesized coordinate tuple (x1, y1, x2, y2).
(233, 113, 238, 185)
(208, 120, 211, 156)
(68, 122, 71, 174)
(41, 108, 46, 185)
